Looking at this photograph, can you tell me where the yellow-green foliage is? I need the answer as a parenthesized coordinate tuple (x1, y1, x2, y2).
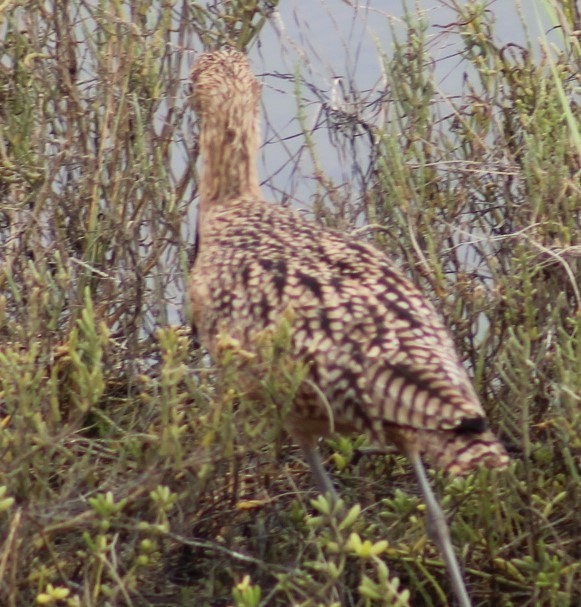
(0, 1, 578, 606)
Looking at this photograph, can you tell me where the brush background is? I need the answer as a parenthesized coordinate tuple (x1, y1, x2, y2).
(0, 1, 579, 606)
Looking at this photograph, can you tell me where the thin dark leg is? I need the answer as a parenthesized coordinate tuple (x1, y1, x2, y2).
(301, 443, 344, 606)
(406, 447, 473, 607)
(301, 443, 338, 503)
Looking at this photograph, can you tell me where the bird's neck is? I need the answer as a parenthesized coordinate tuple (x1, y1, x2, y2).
(198, 113, 261, 211)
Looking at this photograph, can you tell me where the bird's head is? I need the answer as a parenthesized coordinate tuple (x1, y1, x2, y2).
(190, 48, 261, 123)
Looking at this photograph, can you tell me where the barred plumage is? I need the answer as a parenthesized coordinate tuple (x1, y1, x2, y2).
(189, 49, 509, 606)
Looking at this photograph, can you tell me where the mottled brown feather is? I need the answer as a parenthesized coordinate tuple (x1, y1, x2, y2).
(189, 48, 509, 476)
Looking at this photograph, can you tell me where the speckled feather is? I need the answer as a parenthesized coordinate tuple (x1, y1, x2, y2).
(189, 49, 508, 475)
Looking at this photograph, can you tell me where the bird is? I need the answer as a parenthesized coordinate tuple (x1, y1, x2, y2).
(188, 48, 509, 607)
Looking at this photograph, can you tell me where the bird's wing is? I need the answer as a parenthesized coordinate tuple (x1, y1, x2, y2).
(193, 198, 485, 434)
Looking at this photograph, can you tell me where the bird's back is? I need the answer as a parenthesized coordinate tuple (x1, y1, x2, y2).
(190, 195, 508, 474)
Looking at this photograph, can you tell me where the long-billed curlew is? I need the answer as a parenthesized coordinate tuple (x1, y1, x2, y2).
(188, 48, 509, 607)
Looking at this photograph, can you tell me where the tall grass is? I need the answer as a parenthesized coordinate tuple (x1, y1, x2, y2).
(0, 1, 579, 605)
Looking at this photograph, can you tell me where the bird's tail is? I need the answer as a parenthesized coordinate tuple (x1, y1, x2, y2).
(417, 428, 510, 475)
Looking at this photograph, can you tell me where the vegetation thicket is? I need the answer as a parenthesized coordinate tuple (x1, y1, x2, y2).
(0, 1, 578, 606)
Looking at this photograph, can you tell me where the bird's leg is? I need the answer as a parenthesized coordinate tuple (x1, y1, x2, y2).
(301, 442, 338, 504)
(406, 446, 472, 607)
